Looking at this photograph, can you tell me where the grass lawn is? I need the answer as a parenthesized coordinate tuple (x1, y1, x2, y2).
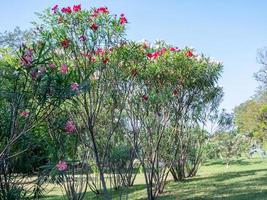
(42, 157, 267, 199)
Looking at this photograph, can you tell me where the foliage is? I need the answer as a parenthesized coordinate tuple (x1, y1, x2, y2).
(234, 93, 267, 145)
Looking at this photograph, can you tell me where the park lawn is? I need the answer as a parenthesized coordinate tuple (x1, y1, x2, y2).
(42, 157, 267, 200)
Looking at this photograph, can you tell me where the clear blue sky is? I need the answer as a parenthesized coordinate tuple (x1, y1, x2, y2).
(1, 0, 267, 112)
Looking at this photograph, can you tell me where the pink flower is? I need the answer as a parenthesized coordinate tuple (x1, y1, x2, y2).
(21, 56, 32, 67)
(119, 14, 127, 25)
(61, 7, 72, 14)
(173, 90, 178, 96)
(61, 39, 70, 48)
(147, 53, 153, 59)
(71, 82, 79, 91)
(56, 161, 67, 171)
(90, 23, 98, 31)
(170, 47, 176, 52)
(21, 48, 33, 67)
(92, 11, 98, 18)
(142, 95, 148, 101)
(185, 50, 193, 57)
(65, 120, 76, 133)
(170, 47, 180, 52)
(52, 5, 58, 13)
(60, 64, 68, 74)
(147, 48, 167, 60)
(102, 58, 109, 64)
(91, 57, 96, 62)
(73, 4, 81, 12)
(91, 7, 108, 18)
(79, 35, 86, 41)
(81, 53, 91, 58)
(153, 51, 160, 59)
(95, 48, 103, 55)
(161, 47, 167, 53)
(20, 111, 29, 118)
(49, 63, 56, 69)
(30, 71, 37, 79)
(96, 7, 109, 14)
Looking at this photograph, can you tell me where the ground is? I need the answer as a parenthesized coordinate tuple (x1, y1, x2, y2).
(42, 157, 267, 200)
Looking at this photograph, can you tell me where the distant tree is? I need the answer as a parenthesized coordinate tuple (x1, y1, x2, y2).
(0, 27, 32, 49)
(209, 108, 234, 135)
(234, 93, 267, 144)
(255, 47, 267, 90)
(211, 131, 248, 167)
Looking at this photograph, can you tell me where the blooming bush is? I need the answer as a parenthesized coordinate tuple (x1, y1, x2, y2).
(32, 4, 131, 199)
(0, 3, 224, 200)
(0, 33, 74, 199)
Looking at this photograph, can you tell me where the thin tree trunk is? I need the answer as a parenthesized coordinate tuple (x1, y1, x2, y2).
(89, 127, 110, 200)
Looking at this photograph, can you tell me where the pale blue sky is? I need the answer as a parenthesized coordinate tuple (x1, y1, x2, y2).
(1, 0, 267, 112)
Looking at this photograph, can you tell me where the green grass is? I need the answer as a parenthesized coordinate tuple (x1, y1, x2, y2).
(42, 157, 267, 199)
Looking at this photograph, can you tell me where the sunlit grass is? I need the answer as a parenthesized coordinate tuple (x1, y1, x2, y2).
(41, 157, 267, 199)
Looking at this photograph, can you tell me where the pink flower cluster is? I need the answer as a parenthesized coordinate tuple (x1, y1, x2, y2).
(93, 48, 111, 64)
(60, 64, 68, 74)
(61, 7, 72, 14)
(93, 7, 109, 17)
(119, 14, 127, 25)
(142, 95, 149, 101)
(90, 23, 98, 31)
(79, 35, 87, 42)
(52, 5, 58, 13)
(59, 4, 81, 14)
(71, 82, 79, 91)
(20, 48, 33, 67)
(185, 50, 194, 57)
(56, 161, 67, 171)
(102, 58, 109, 64)
(95, 48, 113, 56)
(49, 63, 56, 69)
(65, 120, 76, 133)
(73, 4, 81, 12)
(146, 47, 182, 60)
(170, 47, 180, 52)
(173, 89, 178, 96)
(20, 111, 29, 118)
(30, 70, 37, 79)
(61, 39, 70, 48)
(89, 7, 109, 30)
(147, 47, 167, 60)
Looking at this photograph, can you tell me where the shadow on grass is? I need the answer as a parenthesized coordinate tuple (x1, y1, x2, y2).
(41, 184, 147, 200)
(204, 158, 263, 166)
(183, 168, 267, 184)
(43, 170, 267, 200)
(42, 159, 267, 200)
(161, 168, 267, 200)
